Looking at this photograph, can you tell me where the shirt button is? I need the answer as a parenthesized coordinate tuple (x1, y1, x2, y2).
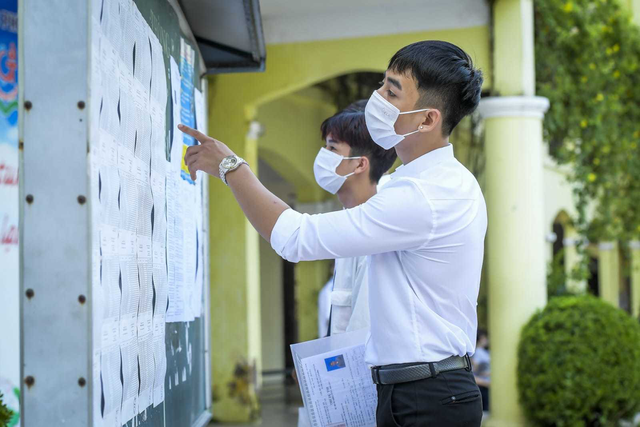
(451, 396, 456, 401)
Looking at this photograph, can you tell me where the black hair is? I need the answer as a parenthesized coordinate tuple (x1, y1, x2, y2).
(477, 328, 488, 341)
(388, 40, 483, 136)
(320, 100, 397, 184)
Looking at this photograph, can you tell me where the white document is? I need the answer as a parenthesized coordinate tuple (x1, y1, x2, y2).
(90, 0, 176, 421)
(291, 328, 377, 427)
(166, 168, 186, 322)
(169, 57, 182, 171)
(181, 180, 196, 322)
(191, 178, 204, 318)
(166, 56, 193, 323)
(191, 88, 206, 318)
(152, 161, 169, 406)
(194, 88, 205, 136)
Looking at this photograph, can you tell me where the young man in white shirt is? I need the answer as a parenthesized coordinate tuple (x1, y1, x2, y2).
(314, 100, 397, 336)
(180, 40, 487, 426)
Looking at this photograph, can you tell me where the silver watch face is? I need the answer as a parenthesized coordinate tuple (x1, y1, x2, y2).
(222, 157, 237, 169)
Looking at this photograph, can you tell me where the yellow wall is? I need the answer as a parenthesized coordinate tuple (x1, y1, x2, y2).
(257, 88, 336, 203)
(207, 25, 491, 422)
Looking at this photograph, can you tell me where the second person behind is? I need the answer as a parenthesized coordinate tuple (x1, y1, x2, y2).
(314, 99, 397, 336)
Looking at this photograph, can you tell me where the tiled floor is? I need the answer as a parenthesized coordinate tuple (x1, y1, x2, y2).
(213, 381, 302, 427)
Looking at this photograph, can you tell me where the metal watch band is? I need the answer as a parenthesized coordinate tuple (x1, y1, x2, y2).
(219, 155, 248, 186)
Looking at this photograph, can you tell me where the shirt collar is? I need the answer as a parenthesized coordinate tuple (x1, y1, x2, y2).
(391, 144, 454, 179)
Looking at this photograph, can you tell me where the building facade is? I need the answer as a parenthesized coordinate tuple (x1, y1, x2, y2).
(206, 0, 640, 424)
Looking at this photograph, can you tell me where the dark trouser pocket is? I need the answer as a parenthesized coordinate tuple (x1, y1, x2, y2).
(376, 369, 483, 427)
(440, 390, 481, 405)
(376, 384, 402, 427)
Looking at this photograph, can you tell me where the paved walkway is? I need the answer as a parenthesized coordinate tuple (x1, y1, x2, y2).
(213, 381, 302, 427)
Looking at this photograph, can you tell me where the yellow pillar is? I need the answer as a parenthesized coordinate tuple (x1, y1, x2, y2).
(631, 241, 640, 318)
(563, 228, 586, 294)
(480, 1, 548, 426)
(598, 242, 620, 307)
(479, 97, 549, 427)
(493, 0, 535, 97)
(208, 102, 262, 422)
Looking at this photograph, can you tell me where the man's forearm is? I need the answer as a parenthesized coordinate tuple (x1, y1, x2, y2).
(225, 163, 290, 242)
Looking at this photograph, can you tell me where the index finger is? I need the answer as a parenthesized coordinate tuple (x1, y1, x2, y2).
(178, 124, 210, 144)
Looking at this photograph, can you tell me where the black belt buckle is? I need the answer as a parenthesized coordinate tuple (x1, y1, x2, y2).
(464, 354, 472, 372)
(371, 367, 381, 384)
(428, 362, 439, 378)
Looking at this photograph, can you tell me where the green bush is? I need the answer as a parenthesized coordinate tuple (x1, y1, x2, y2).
(518, 295, 640, 426)
(0, 392, 13, 427)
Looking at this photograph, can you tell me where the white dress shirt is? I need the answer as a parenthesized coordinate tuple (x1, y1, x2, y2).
(317, 278, 333, 338)
(271, 144, 487, 366)
(330, 256, 370, 335)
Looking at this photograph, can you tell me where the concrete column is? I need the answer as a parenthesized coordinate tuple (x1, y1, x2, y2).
(478, 96, 549, 427)
(482, 2, 549, 424)
(631, 241, 640, 318)
(208, 108, 262, 422)
(598, 242, 620, 307)
(493, 0, 536, 97)
(563, 228, 586, 294)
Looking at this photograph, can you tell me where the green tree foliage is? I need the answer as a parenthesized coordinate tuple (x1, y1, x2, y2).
(535, 0, 640, 243)
(518, 295, 640, 426)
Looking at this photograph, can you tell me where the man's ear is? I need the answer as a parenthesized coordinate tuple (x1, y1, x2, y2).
(417, 109, 441, 133)
(354, 155, 370, 176)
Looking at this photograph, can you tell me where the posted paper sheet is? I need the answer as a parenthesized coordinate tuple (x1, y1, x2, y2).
(88, 0, 206, 425)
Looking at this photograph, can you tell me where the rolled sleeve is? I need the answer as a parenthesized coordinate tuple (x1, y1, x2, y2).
(270, 178, 433, 263)
(270, 208, 304, 259)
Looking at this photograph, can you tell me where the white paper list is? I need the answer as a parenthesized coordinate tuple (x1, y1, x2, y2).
(292, 329, 377, 427)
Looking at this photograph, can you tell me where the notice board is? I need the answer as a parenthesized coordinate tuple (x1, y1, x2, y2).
(20, 0, 211, 426)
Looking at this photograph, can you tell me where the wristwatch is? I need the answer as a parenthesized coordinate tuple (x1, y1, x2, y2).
(219, 155, 248, 186)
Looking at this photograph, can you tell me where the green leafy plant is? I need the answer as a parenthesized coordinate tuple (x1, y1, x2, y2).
(518, 295, 640, 426)
(547, 248, 570, 298)
(535, 0, 640, 247)
(0, 392, 13, 427)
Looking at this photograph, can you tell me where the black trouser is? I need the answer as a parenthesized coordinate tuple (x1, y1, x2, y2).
(376, 367, 483, 427)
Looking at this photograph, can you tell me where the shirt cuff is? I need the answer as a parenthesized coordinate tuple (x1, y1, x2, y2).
(270, 208, 303, 258)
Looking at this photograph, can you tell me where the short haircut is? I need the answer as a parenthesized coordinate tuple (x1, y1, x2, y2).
(388, 40, 483, 136)
(320, 100, 397, 184)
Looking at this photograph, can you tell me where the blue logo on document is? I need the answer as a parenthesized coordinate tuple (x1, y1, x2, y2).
(325, 355, 346, 372)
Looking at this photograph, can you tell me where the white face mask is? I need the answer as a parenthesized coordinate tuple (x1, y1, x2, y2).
(365, 90, 430, 150)
(313, 148, 361, 195)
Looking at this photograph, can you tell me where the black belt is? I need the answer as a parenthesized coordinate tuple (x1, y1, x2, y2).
(371, 355, 471, 385)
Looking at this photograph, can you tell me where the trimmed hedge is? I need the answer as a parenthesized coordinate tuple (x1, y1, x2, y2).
(518, 295, 640, 426)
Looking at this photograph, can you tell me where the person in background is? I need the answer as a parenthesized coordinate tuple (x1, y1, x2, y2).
(472, 328, 490, 412)
(317, 262, 334, 338)
(301, 101, 396, 427)
(315, 100, 397, 336)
